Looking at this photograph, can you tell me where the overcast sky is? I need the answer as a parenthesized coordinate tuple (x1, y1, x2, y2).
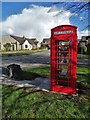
(1, 2, 89, 41)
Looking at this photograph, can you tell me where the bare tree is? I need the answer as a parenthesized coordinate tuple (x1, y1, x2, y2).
(53, 2, 90, 30)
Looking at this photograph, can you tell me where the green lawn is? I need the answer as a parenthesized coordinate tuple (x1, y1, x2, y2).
(23, 65, 50, 80)
(2, 66, 90, 119)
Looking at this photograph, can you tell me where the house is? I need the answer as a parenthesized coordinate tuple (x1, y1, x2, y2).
(0, 35, 18, 51)
(81, 36, 89, 46)
(10, 35, 41, 50)
(41, 38, 50, 49)
(78, 36, 90, 54)
(0, 35, 41, 51)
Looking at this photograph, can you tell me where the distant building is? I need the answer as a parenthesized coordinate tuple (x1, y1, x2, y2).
(81, 36, 90, 46)
(0, 35, 18, 51)
(78, 36, 90, 54)
(0, 35, 41, 51)
(41, 38, 50, 49)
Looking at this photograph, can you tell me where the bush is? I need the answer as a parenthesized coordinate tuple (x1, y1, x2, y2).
(83, 45, 87, 53)
(4, 43, 11, 51)
(78, 42, 87, 54)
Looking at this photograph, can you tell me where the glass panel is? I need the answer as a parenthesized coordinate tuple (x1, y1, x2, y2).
(58, 82, 68, 86)
(54, 39, 72, 86)
(58, 65, 68, 69)
(58, 68, 68, 75)
(58, 58, 68, 63)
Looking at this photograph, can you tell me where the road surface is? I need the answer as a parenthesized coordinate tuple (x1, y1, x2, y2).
(1, 50, 89, 68)
(2, 50, 50, 68)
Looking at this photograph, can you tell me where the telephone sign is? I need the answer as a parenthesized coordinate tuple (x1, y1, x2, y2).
(50, 25, 78, 94)
(54, 30, 73, 35)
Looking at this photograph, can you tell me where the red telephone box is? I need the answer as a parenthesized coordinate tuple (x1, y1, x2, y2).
(50, 25, 78, 94)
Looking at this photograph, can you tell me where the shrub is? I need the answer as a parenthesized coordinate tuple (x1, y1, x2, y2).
(83, 45, 87, 53)
(4, 43, 11, 51)
(78, 42, 87, 54)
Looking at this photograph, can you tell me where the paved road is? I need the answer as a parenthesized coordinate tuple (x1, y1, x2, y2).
(2, 50, 50, 68)
(1, 50, 89, 68)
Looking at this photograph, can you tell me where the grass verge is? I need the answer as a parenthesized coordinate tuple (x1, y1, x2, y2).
(23, 65, 50, 80)
(0, 49, 45, 57)
(77, 54, 90, 59)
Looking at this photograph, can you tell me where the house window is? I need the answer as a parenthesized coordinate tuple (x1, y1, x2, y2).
(25, 45, 28, 48)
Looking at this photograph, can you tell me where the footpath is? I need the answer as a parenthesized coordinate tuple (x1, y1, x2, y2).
(0, 75, 50, 91)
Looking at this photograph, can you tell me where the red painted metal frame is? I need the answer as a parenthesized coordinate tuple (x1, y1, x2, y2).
(50, 25, 78, 94)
